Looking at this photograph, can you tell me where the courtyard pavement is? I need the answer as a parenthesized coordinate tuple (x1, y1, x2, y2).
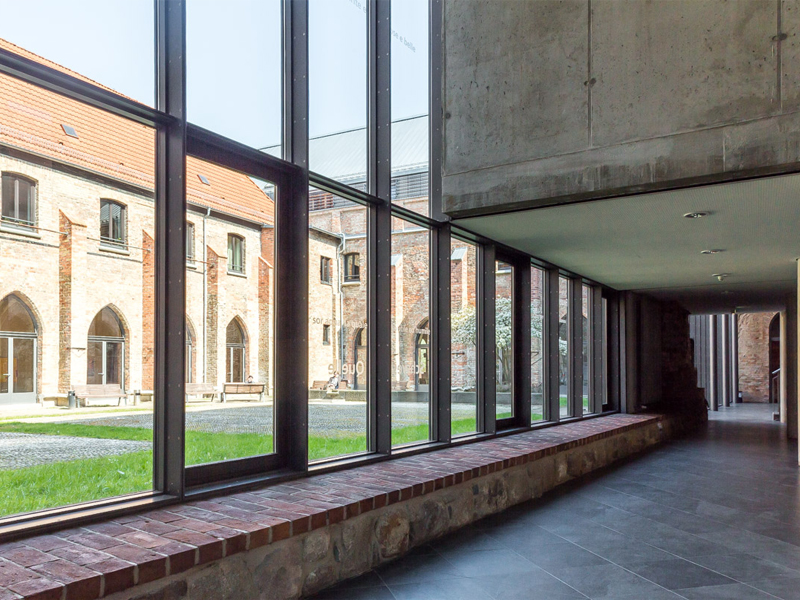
(0, 401, 485, 470)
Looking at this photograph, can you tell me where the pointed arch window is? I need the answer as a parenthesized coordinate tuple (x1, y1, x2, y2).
(87, 307, 125, 387)
(226, 318, 247, 383)
(0, 295, 38, 402)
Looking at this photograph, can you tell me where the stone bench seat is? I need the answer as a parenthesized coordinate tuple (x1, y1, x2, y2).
(0, 413, 671, 600)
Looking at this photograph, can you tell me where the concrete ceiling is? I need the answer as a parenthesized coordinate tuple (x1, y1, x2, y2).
(454, 174, 800, 314)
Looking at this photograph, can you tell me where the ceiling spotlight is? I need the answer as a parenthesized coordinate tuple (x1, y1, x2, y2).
(712, 273, 730, 281)
(700, 249, 724, 255)
(684, 211, 710, 219)
(721, 291, 733, 295)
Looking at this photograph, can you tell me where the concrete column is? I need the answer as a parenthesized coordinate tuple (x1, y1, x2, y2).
(709, 316, 717, 411)
(721, 315, 730, 408)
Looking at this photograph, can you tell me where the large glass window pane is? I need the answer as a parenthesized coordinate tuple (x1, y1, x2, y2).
(496, 261, 514, 419)
(451, 240, 478, 436)
(583, 285, 592, 414)
(309, 0, 367, 184)
(184, 160, 275, 466)
(0, 1, 154, 105)
(391, 0, 429, 217)
(0, 78, 156, 517)
(308, 187, 369, 461)
(531, 266, 545, 423)
(391, 218, 430, 446)
(187, 0, 282, 154)
(559, 277, 571, 418)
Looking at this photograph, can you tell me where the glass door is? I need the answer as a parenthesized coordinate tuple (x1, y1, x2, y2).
(0, 336, 37, 404)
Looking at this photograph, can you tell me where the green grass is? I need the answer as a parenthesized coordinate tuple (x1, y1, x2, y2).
(0, 414, 542, 517)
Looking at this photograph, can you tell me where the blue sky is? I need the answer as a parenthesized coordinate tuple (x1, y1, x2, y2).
(0, 0, 428, 150)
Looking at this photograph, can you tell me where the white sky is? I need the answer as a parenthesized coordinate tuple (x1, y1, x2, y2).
(0, 0, 428, 150)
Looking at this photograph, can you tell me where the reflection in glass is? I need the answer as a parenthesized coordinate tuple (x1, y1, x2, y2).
(308, 187, 369, 461)
(531, 267, 545, 422)
(559, 277, 571, 418)
(187, 0, 282, 152)
(451, 241, 478, 435)
(391, 220, 430, 446)
(309, 0, 367, 180)
(184, 164, 276, 466)
(496, 261, 513, 419)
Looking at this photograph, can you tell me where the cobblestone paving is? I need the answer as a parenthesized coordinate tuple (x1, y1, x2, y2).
(0, 403, 484, 470)
(65, 402, 482, 436)
(0, 432, 150, 470)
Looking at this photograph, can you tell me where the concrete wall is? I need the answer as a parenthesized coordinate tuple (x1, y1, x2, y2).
(442, 0, 800, 217)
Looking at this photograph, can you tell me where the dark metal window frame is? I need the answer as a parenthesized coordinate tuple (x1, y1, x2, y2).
(343, 251, 360, 282)
(319, 255, 332, 284)
(0, 0, 622, 541)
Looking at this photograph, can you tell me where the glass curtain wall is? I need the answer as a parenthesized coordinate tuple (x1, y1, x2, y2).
(391, 218, 431, 446)
(0, 0, 616, 529)
(559, 277, 571, 418)
(582, 284, 592, 414)
(184, 163, 276, 467)
(308, 187, 369, 461)
(531, 266, 545, 422)
(496, 261, 514, 419)
(451, 239, 478, 435)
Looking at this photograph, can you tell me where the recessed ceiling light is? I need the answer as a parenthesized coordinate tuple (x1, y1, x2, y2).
(701, 249, 724, 255)
(712, 273, 731, 281)
(198, 174, 210, 185)
(683, 211, 709, 219)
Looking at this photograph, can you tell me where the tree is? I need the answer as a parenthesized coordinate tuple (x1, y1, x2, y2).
(451, 299, 566, 391)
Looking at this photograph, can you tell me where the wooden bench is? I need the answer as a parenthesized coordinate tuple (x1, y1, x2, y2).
(311, 380, 328, 390)
(221, 382, 266, 403)
(185, 383, 217, 403)
(70, 384, 127, 408)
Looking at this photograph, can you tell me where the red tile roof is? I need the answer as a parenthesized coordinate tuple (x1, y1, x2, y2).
(0, 38, 274, 225)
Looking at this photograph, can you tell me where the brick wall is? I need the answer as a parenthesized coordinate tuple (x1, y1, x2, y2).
(737, 312, 776, 403)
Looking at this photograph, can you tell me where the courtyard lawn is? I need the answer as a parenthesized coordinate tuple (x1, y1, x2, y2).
(0, 416, 488, 516)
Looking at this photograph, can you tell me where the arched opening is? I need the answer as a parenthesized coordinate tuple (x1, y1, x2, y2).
(87, 307, 125, 388)
(769, 313, 780, 404)
(0, 294, 38, 403)
(186, 318, 196, 384)
(414, 319, 430, 392)
(226, 318, 247, 383)
(352, 328, 367, 390)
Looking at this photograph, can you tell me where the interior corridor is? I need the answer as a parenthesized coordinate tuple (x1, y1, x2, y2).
(311, 404, 800, 600)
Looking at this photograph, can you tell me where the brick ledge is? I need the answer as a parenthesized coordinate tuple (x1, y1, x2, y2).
(0, 413, 664, 600)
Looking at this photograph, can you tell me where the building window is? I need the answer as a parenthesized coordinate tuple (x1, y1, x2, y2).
(228, 234, 245, 274)
(322, 324, 331, 345)
(415, 319, 430, 392)
(0, 294, 38, 403)
(344, 252, 360, 282)
(87, 307, 125, 388)
(100, 200, 127, 246)
(320, 256, 332, 284)
(1, 174, 36, 228)
(186, 222, 195, 261)
(226, 318, 247, 383)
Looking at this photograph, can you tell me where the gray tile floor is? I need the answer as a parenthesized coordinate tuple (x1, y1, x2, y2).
(308, 404, 800, 599)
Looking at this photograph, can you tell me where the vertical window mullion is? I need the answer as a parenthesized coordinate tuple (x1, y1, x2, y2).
(155, 0, 187, 498)
(479, 245, 496, 434)
(570, 278, 583, 418)
(545, 268, 561, 422)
